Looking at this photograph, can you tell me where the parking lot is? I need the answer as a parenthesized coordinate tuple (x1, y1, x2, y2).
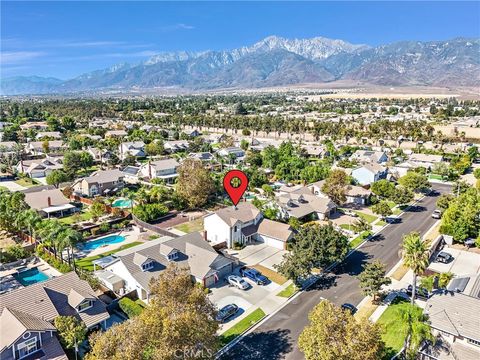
(428, 247, 480, 276)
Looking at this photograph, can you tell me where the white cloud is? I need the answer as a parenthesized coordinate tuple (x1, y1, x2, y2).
(0, 51, 45, 64)
(158, 23, 195, 32)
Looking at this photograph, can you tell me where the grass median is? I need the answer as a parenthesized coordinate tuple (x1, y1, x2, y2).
(219, 308, 266, 345)
(276, 283, 298, 298)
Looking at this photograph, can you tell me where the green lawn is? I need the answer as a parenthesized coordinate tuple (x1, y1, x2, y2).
(392, 208, 402, 215)
(353, 211, 377, 224)
(376, 220, 387, 227)
(59, 211, 92, 225)
(219, 308, 266, 345)
(350, 231, 371, 248)
(277, 283, 298, 298)
(428, 174, 444, 180)
(76, 241, 143, 271)
(15, 178, 39, 187)
(377, 299, 411, 358)
(386, 201, 396, 209)
(174, 217, 204, 233)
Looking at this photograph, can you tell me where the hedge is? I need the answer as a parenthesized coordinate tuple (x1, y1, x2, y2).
(119, 297, 144, 318)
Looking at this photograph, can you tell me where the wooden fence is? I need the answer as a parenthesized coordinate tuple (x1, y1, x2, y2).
(131, 214, 179, 238)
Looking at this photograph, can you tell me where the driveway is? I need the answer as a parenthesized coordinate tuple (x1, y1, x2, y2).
(429, 247, 480, 276)
(0, 181, 26, 191)
(225, 242, 287, 271)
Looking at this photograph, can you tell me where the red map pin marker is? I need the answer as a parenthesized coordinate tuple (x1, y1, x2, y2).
(223, 170, 249, 206)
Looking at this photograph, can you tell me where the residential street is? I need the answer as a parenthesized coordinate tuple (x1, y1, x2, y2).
(221, 183, 452, 360)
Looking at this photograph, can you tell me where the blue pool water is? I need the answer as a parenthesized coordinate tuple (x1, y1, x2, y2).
(14, 268, 50, 286)
(112, 198, 133, 208)
(81, 235, 126, 251)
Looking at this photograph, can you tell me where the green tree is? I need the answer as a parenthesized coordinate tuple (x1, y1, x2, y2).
(176, 158, 214, 208)
(357, 260, 391, 301)
(371, 179, 395, 199)
(436, 193, 454, 212)
(402, 232, 430, 305)
(389, 186, 414, 205)
(398, 304, 433, 360)
(90, 198, 107, 220)
(54, 316, 87, 354)
(299, 300, 385, 360)
(46, 169, 69, 188)
(352, 217, 372, 234)
(145, 141, 164, 157)
(321, 169, 349, 205)
(275, 224, 349, 285)
(398, 172, 430, 192)
(371, 201, 392, 219)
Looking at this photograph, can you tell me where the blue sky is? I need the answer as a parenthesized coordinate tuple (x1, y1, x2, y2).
(2, 1, 479, 79)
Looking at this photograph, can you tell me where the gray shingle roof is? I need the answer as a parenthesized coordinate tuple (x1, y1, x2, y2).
(215, 202, 260, 226)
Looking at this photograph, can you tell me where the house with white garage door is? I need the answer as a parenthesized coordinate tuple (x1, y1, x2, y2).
(204, 202, 294, 250)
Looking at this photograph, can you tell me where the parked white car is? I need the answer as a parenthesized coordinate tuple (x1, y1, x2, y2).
(227, 275, 249, 290)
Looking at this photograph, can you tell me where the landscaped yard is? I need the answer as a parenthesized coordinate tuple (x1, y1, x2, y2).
(428, 174, 444, 181)
(173, 217, 204, 233)
(252, 264, 288, 285)
(350, 231, 371, 248)
(277, 283, 298, 298)
(340, 223, 353, 230)
(76, 241, 143, 271)
(15, 178, 39, 187)
(59, 211, 93, 225)
(376, 220, 387, 227)
(353, 211, 377, 223)
(219, 308, 266, 345)
(377, 298, 411, 357)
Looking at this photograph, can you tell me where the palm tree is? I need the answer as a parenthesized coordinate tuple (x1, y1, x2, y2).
(398, 304, 434, 359)
(402, 232, 430, 305)
(60, 227, 83, 269)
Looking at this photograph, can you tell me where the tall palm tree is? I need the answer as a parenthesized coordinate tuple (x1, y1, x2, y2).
(402, 232, 430, 305)
(398, 304, 434, 359)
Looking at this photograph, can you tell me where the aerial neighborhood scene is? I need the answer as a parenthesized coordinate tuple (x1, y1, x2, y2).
(1, 1, 480, 360)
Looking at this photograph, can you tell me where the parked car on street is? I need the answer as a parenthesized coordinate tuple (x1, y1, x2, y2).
(386, 215, 401, 224)
(435, 251, 453, 264)
(216, 304, 239, 323)
(431, 210, 442, 219)
(341, 303, 357, 314)
(240, 267, 269, 285)
(227, 275, 249, 290)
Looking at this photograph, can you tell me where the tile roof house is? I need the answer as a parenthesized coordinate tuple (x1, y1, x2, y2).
(407, 153, 444, 170)
(23, 188, 77, 218)
(139, 158, 179, 183)
(0, 272, 109, 360)
(26, 141, 67, 156)
(72, 169, 125, 197)
(35, 132, 62, 140)
(204, 202, 294, 250)
(105, 129, 128, 138)
(101, 233, 234, 302)
(164, 140, 189, 153)
(420, 292, 480, 360)
(16, 157, 63, 178)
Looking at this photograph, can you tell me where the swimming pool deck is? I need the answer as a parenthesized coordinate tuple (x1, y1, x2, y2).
(76, 229, 141, 258)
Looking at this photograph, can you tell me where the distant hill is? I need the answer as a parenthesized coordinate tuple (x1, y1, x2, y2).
(2, 36, 479, 95)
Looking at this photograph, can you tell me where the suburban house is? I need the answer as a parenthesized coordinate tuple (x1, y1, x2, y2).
(16, 157, 63, 178)
(23, 188, 77, 218)
(407, 153, 444, 170)
(0, 272, 109, 360)
(72, 169, 125, 197)
(105, 129, 128, 138)
(26, 141, 67, 156)
(87, 147, 114, 164)
(0, 141, 18, 155)
(139, 158, 179, 183)
(35, 131, 62, 140)
(204, 202, 294, 250)
(345, 185, 372, 205)
(301, 145, 330, 158)
(351, 163, 388, 186)
(217, 147, 245, 162)
(276, 187, 336, 221)
(184, 129, 200, 138)
(351, 150, 388, 164)
(121, 166, 141, 183)
(188, 152, 214, 162)
(99, 233, 234, 302)
(420, 292, 480, 360)
(119, 141, 145, 160)
(203, 133, 227, 144)
(164, 140, 189, 153)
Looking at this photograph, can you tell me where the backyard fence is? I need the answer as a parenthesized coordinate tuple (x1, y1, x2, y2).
(131, 214, 179, 238)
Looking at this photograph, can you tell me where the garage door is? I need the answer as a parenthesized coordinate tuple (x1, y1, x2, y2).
(259, 235, 285, 250)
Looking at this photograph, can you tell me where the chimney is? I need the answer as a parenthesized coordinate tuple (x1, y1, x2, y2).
(47, 197, 52, 207)
(203, 230, 208, 241)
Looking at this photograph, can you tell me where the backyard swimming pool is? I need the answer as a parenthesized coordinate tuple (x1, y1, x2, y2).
(14, 268, 51, 286)
(112, 198, 133, 208)
(81, 234, 126, 251)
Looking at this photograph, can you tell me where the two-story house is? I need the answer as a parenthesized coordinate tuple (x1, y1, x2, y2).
(26, 141, 67, 156)
(275, 187, 336, 221)
(204, 202, 293, 250)
(119, 141, 145, 160)
(351, 150, 388, 164)
(72, 169, 125, 197)
(16, 157, 64, 178)
(0, 272, 109, 360)
(139, 158, 179, 183)
(164, 140, 189, 153)
(351, 163, 388, 186)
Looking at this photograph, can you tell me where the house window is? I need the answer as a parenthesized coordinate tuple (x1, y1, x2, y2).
(167, 252, 178, 261)
(234, 226, 238, 232)
(467, 338, 480, 347)
(78, 300, 93, 312)
(142, 262, 154, 271)
(17, 337, 38, 359)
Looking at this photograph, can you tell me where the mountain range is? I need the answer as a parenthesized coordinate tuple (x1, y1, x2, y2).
(2, 35, 479, 95)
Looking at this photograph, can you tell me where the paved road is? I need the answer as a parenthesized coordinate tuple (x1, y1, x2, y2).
(222, 183, 451, 360)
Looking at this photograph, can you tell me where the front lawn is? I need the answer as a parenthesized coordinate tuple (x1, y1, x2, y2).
(59, 211, 93, 225)
(376, 220, 387, 227)
(350, 231, 371, 248)
(276, 283, 298, 298)
(377, 298, 412, 358)
(76, 241, 143, 271)
(353, 211, 377, 223)
(15, 178, 39, 187)
(251, 264, 288, 285)
(219, 308, 266, 345)
(173, 217, 204, 233)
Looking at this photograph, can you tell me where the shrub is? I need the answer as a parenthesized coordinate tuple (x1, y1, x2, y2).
(132, 203, 169, 222)
(79, 271, 101, 290)
(99, 223, 110, 233)
(1, 244, 29, 263)
(232, 241, 245, 250)
(119, 297, 144, 318)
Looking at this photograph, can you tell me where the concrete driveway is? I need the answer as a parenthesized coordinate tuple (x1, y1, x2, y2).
(429, 247, 480, 276)
(225, 242, 288, 270)
(0, 181, 26, 191)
